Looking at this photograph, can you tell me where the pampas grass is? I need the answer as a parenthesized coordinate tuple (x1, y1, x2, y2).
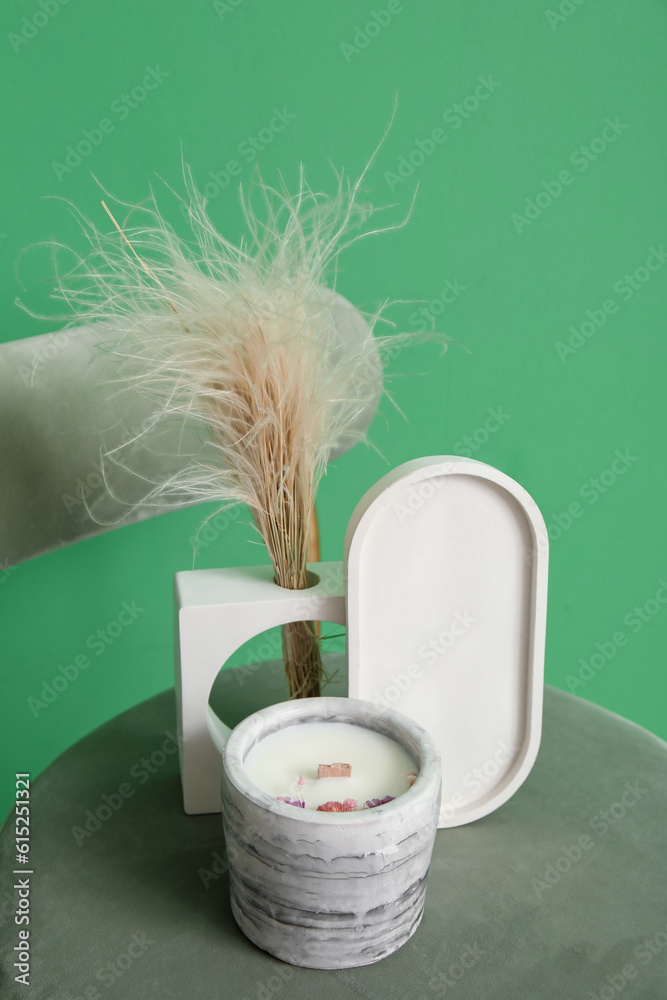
(40, 151, 433, 697)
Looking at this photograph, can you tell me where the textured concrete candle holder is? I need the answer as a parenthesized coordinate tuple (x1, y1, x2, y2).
(220, 696, 442, 969)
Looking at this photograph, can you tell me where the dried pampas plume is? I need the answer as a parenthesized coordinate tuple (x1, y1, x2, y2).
(47, 152, 429, 697)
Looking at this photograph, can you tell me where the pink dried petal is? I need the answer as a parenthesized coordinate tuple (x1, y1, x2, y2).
(316, 800, 356, 812)
(277, 795, 305, 808)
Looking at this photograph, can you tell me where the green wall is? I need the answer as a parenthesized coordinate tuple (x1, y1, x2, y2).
(2, 0, 666, 821)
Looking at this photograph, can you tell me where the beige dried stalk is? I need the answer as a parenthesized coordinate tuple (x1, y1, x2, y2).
(209, 328, 323, 696)
(41, 158, 427, 698)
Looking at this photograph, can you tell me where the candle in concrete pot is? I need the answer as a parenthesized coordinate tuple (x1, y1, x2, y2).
(220, 696, 441, 969)
(243, 721, 417, 810)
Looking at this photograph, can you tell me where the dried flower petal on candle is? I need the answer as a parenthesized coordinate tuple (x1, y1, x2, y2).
(277, 775, 307, 807)
(277, 795, 306, 808)
(407, 772, 418, 787)
(365, 796, 395, 809)
(316, 799, 357, 812)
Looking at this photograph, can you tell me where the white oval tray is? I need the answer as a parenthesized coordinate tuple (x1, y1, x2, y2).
(344, 456, 549, 828)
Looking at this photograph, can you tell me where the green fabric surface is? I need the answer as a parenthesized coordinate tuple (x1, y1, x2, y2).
(1, 686, 665, 999)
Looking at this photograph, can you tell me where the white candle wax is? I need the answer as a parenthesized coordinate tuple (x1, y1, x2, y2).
(243, 721, 417, 811)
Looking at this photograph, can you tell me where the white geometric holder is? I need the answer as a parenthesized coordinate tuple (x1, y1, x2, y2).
(174, 562, 345, 814)
(174, 456, 549, 825)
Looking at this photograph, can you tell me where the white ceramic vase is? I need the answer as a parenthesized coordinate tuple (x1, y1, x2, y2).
(174, 561, 345, 814)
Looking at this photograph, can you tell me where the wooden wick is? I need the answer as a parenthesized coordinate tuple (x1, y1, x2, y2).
(318, 762, 352, 779)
